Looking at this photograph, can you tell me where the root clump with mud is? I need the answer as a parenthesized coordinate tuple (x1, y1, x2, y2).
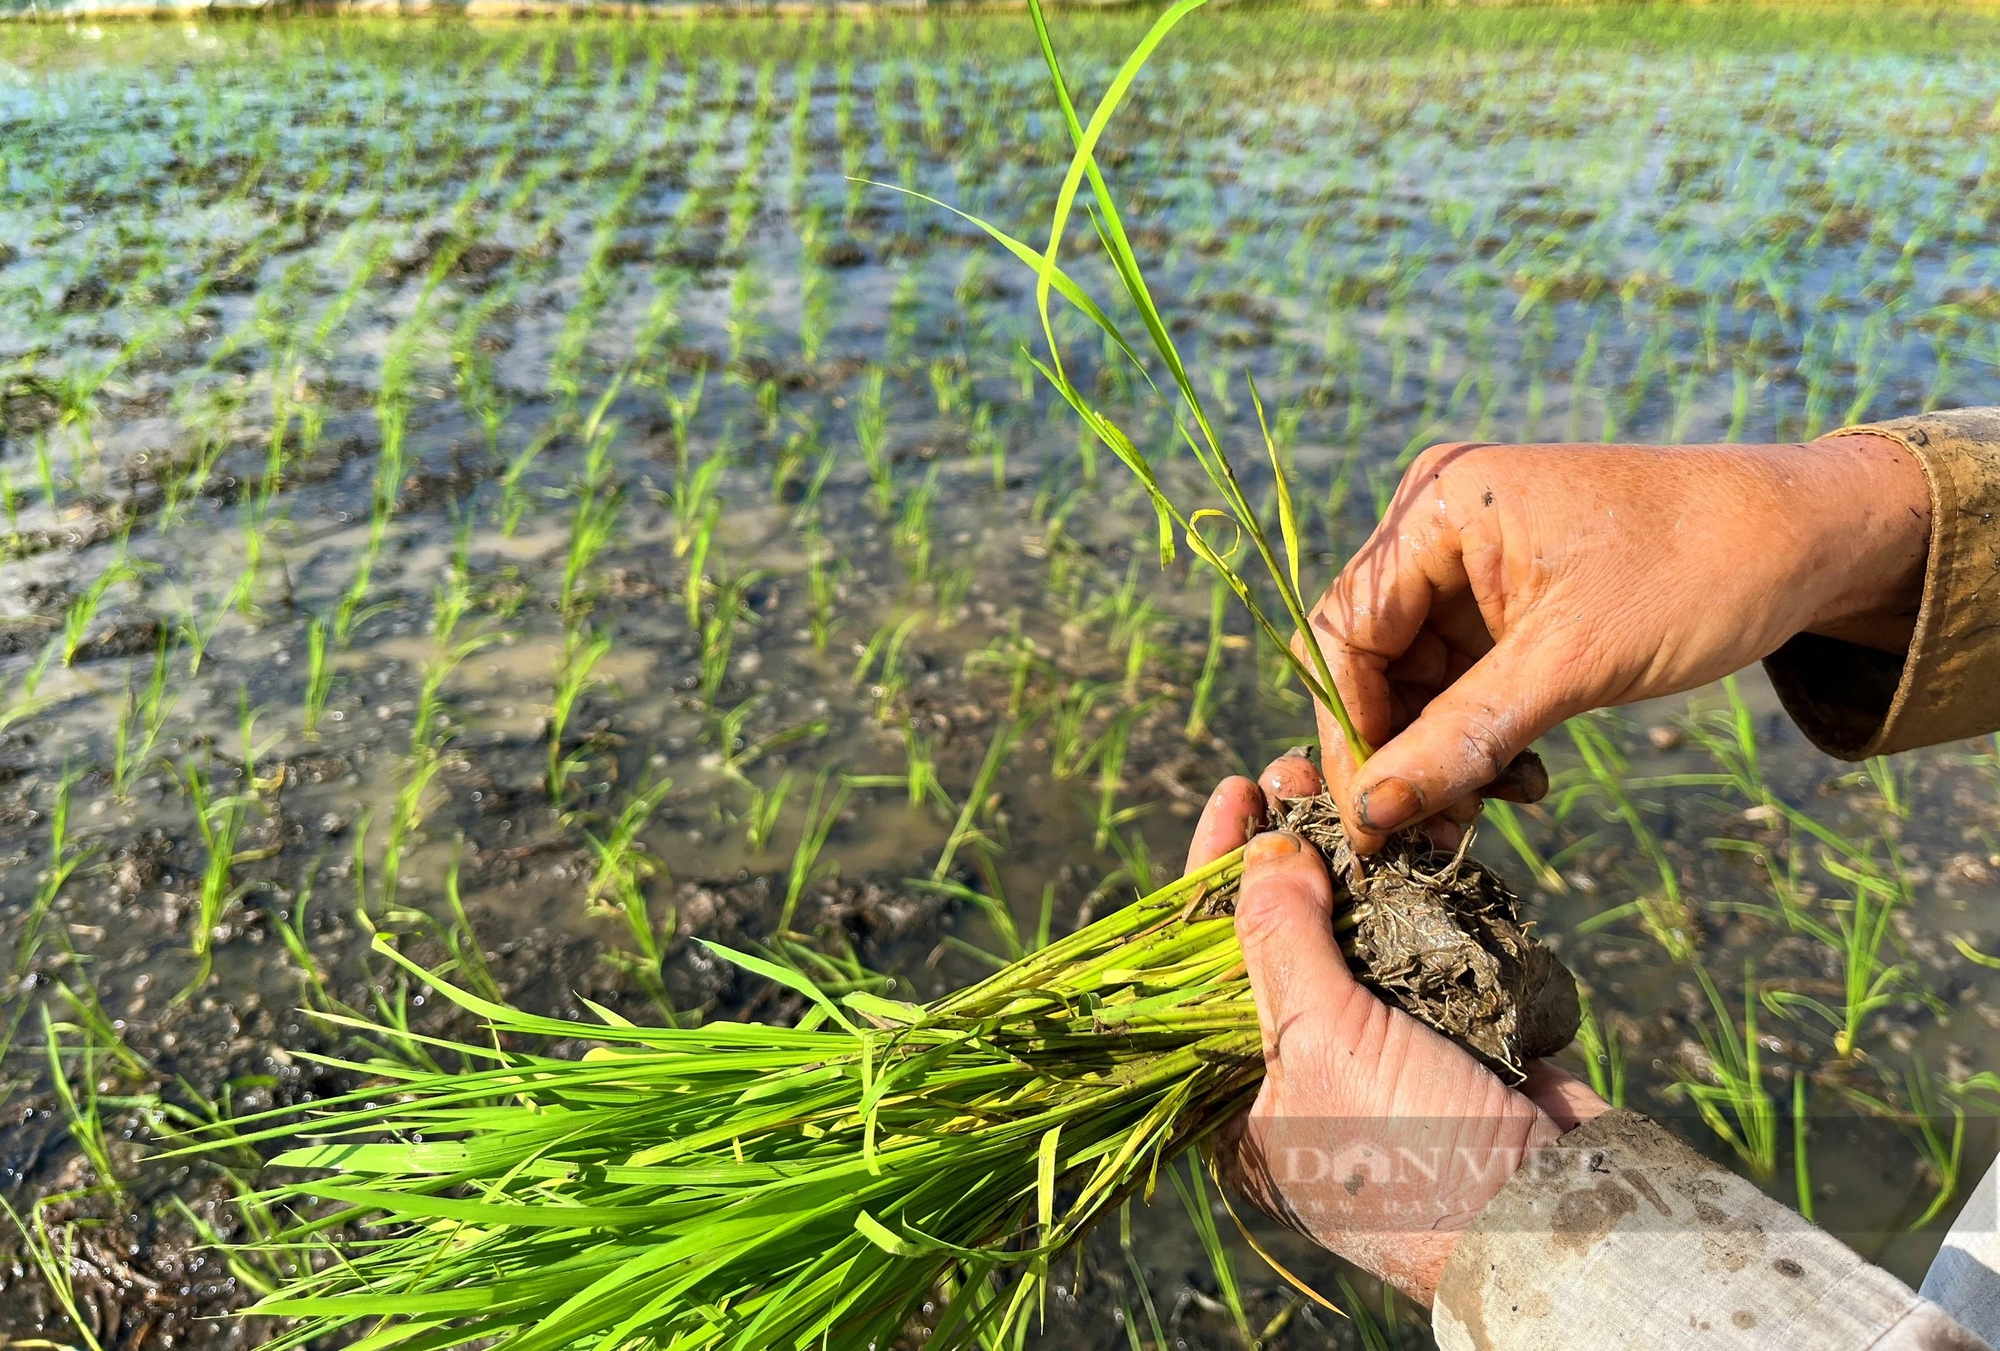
(1201, 793, 1581, 1083)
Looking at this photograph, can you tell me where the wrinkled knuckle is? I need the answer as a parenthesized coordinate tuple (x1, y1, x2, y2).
(1456, 716, 1512, 783)
(1234, 875, 1320, 943)
(1233, 892, 1290, 948)
(1314, 575, 1368, 644)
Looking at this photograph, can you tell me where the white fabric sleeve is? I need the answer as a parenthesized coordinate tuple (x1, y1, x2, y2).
(1431, 1110, 1988, 1351)
(1921, 1151, 2000, 1347)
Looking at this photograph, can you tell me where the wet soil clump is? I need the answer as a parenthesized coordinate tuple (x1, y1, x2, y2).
(1219, 794, 1581, 1083)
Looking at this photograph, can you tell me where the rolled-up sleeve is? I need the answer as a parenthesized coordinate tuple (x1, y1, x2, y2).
(1765, 408, 2000, 759)
(1430, 1110, 1987, 1350)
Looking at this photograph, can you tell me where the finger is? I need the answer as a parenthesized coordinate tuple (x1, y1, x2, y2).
(1420, 794, 1483, 853)
(1384, 627, 1452, 691)
(1397, 752, 1535, 854)
(1483, 748, 1550, 804)
(1422, 818, 1465, 854)
(1343, 636, 1579, 844)
(1234, 831, 1355, 1056)
(1185, 776, 1265, 874)
(1518, 1060, 1612, 1132)
(1257, 748, 1325, 804)
(1441, 795, 1484, 827)
(1301, 457, 1484, 850)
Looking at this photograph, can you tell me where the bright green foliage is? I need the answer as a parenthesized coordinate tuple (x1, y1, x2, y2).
(186, 848, 1258, 1351)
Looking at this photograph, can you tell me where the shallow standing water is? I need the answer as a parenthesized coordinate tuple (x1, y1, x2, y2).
(7, 5, 2000, 1347)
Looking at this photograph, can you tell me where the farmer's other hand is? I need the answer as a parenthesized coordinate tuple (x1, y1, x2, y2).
(1301, 434, 1930, 853)
(1186, 755, 1608, 1304)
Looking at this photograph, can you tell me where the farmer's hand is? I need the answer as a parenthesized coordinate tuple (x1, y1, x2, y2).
(1301, 434, 1931, 853)
(1186, 754, 1608, 1304)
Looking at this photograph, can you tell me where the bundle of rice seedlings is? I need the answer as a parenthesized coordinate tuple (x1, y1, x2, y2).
(211, 863, 1259, 1351)
(189, 4, 1578, 1347)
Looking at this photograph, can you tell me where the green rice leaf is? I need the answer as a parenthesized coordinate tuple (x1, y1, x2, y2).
(1249, 373, 1302, 604)
(1036, 1124, 1060, 1244)
(696, 939, 860, 1034)
(854, 1209, 925, 1258)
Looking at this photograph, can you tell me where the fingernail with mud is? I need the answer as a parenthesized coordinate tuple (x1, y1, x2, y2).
(1244, 831, 1303, 866)
(1356, 777, 1422, 832)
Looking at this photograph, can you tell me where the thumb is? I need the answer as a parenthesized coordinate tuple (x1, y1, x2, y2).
(1234, 831, 1355, 1058)
(1339, 639, 1576, 847)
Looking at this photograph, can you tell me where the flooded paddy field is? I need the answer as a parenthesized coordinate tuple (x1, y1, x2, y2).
(8, 4, 2000, 1346)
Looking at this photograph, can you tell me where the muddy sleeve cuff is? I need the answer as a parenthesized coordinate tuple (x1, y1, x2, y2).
(1430, 1109, 1989, 1351)
(1764, 408, 2000, 759)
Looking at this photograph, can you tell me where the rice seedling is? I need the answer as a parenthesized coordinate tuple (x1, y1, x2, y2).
(32, 432, 60, 515)
(893, 463, 940, 580)
(718, 702, 831, 786)
(0, 640, 56, 742)
(700, 569, 765, 708)
(1104, 822, 1162, 902)
(3, 1201, 108, 1351)
(1838, 1058, 1967, 1231)
(1568, 716, 1698, 961)
(561, 470, 625, 622)
(1863, 754, 1913, 818)
(274, 873, 347, 1021)
(1667, 961, 1778, 1180)
(682, 503, 721, 628)
(853, 365, 896, 515)
(1170, 1156, 1256, 1349)
(743, 771, 796, 853)
(1759, 848, 1939, 1059)
(549, 626, 614, 806)
(500, 415, 572, 538)
(13, 769, 93, 981)
(799, 260, 837, 368)
(664, 367, 707, 474)
(929, 357, 971, 419)
(1117, 1198, 1171, 1351)
(1090, 698, 1162, 851)
(179, 837, 1265, 1351)
(1793, 1073, 1816, 1224)
(725, 260, 773, 372)
(1048, 679, 1110, 781)
(179, 757, 256, 1001)
(62, 554, 144, 666)
(300, 611, 336, 739)
(451, 287, 522, 464)
(1335, 1276, 1412, 1351)
(1571, 983, 1626, 1108)
(777, 766, 852, 935)
(110, 628, 179, 800)
(582, 775, 678, 1011)
(43, 1005, 123, 1198)
(852, 613, 923, 723)
(932, 712, 1025, 882)
(931, 564, 974, 624)
(669, 453, 728, 559)
(1183, 573, 1229, 741)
